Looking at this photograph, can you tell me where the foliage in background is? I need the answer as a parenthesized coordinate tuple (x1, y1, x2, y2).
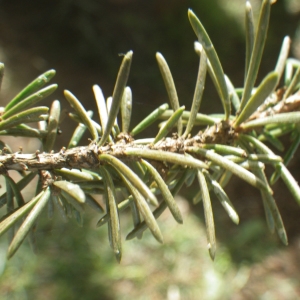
(2, 204, 297, 300)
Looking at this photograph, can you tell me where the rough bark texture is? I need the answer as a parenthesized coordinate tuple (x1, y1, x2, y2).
(0, 121, 237, 173)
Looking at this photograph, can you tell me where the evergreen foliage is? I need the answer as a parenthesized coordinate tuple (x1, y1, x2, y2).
(0, 0, 300, 262)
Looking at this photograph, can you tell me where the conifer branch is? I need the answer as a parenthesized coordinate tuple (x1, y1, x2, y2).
(0, 1, 300, 262)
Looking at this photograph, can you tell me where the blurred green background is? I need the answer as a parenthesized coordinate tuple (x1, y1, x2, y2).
(0, 0, 300, 299)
